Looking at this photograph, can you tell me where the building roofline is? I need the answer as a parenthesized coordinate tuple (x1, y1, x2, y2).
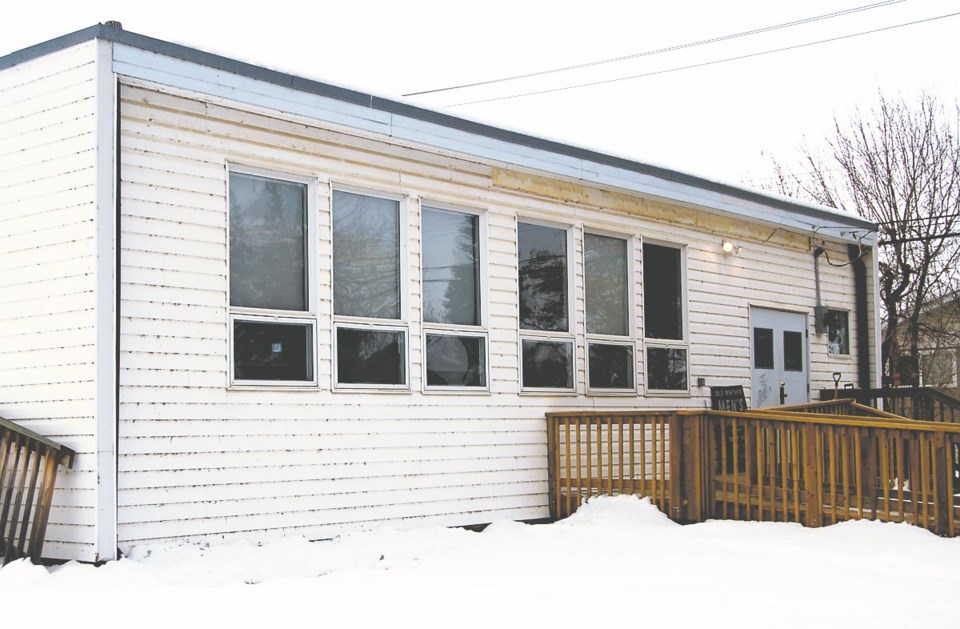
(0, 22, 877, 232)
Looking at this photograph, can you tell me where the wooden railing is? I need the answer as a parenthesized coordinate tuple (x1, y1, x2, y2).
(819, 387, 960, 423)
(776, 398, 905, 419)
(1, 417, 75, 565)
(546, 409, 960, 536)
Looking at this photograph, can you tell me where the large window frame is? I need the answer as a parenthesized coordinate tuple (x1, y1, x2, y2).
(642, 239, 690, 395)
(420, 202, 490, 392)
(227, 166, 319, 388)
(517, 218, 576, 393)
(583, 229, 637, 394)
(331, 184, 410, 391)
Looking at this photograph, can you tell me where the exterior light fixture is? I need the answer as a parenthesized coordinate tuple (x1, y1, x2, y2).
(721, 239, 740, 255)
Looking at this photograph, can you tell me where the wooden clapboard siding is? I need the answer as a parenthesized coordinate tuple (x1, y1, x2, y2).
(0, 42, 99, 561)
(115, 81, 866, 548)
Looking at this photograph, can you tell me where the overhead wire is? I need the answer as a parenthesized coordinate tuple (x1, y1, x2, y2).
(402, 0, 904, 97)
(445, 11, 960, 107)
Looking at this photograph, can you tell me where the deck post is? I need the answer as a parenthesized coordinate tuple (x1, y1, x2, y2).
(934, 433, 950, 535)
(802, 424, 822, 528)
(668, 415, 683, 522)
(545, 415, 558, 521)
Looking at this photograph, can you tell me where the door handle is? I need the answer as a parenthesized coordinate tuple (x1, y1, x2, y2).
(779, 380, 787, 405)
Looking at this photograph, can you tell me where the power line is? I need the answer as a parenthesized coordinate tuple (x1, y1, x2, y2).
(403, 0, 903, 97)
(881, 232, 960, 245)
(448, 11, 960, 107)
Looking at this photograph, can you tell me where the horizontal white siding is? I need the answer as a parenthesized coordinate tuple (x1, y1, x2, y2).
(116, 83, 866, 549)
(0, 42, 99, 561)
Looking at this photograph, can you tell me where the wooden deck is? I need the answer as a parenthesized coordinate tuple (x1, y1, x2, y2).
(546, 400, 960, 535)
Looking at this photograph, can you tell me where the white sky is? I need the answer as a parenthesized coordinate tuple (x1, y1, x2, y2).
(3, 0, 958, 187)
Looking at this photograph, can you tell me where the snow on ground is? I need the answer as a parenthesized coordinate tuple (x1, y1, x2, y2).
(3, 496, 958, 628)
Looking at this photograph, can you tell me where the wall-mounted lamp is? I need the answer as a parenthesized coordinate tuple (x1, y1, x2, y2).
(721, 239, 741, 255)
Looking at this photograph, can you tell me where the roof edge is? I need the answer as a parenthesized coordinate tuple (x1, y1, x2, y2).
(0, 22, 877, 233)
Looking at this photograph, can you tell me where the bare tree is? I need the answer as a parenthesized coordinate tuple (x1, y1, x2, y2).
(768, 93, 960, 383)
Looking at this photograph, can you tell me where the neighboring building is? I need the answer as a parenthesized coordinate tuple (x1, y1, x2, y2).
(0, 23, 880, 562)
(912, 296, 960, 388)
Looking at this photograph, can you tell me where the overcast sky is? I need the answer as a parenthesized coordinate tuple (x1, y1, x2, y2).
(3, 1, 958, 188)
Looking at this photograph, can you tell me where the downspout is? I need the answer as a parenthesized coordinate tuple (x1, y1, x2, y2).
(849, 244, 871, 389)
(813, 248, 826, 334)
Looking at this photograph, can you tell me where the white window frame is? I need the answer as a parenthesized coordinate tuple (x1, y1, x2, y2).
(825, 308, 852, 357)
(227, 165, 319, 389)
(583, 230, 638, 395)
(229, 314, 319, 388)
(332, 321, 410, 391)
(641, 239, 691, 396)
(517, 218, 577, 394)
(420, 201, 490, 392)
(330, 183, 410, 391)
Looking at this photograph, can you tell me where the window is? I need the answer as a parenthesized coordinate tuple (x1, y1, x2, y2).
(518, 222, 574, 391)
(333, 189, 407, 387)
(921, 350, 957, 387)
(753, 328, 774, 369)
(643, 242, 688, 392)
(229, 171, 316, 385)
(585, 233, 634, 391)
(783, 331, 803, 372)
(825, 309, 849, 355)
(422, 206, 487, 389)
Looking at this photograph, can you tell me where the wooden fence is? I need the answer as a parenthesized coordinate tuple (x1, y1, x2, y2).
(1, 417, 75, 565)
(546, 409, 960, 535)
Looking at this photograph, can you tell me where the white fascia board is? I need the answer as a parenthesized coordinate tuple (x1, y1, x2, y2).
(95, 38, 118, 562)
(112, 43, 874, 246)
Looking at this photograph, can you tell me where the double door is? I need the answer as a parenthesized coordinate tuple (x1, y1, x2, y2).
(750, 308, 808, 408)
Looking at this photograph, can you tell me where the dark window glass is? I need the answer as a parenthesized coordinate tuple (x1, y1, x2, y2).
(518, 223, 568, 332)
(588, 344, 634, 390)
(825, 310, 849, 355)
(585, 234, 628, 336)
(522, 340, 573, 389)
(333, 191, 401, 319)
(754, 327, 774, 369)
(229, 173, 306, 311)
(234, 320, 313, 382)
(647, 347, 688, 390)
(337, 328, 406, 385)
(643, 244, 683, 340)
(426, 334, 486, 387)
(784, 331, 803, 372)
(422, 208, 480, 326)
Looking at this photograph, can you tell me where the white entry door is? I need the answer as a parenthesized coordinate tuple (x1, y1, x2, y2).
(751, 308, 808, 408)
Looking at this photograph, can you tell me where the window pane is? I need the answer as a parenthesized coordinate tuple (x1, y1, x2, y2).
(522, 339, 573, 389)
(922, 351, 955, 386)
(589, 343, 634, 390)
(426, 334, 486, 387)
(643, 244, 683, 340)
(333, 191, 400, 319)
(825, 310, 849, 355)
(754, 328, 774, 369)
(337, 327, 406, 385)
(422, 208, 479, 325)
(518, 223, 568, 332)
(234, 320, 312, 382)
(229, 173, 306, 311)
(784, 331, 803, 372)
(647, 347, 687, 390)
(585, 234, 628, 336)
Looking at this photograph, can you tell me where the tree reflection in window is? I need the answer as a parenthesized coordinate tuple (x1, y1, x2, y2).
(518, 223, 568, 332)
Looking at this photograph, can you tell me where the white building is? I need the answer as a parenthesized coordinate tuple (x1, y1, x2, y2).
(0, 23, 879, 562)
